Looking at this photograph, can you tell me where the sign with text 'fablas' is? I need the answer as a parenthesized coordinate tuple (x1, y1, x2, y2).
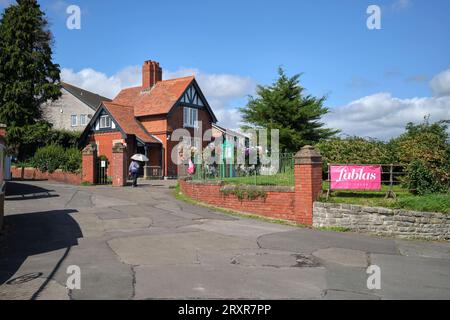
(330, 165, 382, 190)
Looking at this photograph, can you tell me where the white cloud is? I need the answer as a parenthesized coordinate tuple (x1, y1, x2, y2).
(392, 0, 411, 10)
(61, 66, 255, 129)
(324, 68, 450, 140)
(323, 92, 450, 140)
(430, 69, 450, 97)
(61, 67, 128, 98)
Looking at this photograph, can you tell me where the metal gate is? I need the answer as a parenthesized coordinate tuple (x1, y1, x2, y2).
(96, 157, 110, 185)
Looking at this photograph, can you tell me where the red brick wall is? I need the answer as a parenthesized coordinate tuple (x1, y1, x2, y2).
(11, 167, 82, 185)
(178, 146, 323, 226)
(179, 180, 298, 222)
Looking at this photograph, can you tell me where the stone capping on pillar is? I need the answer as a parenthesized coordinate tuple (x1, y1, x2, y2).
(112, 142, 126, 153)
(82, 143, 96, 155)
(294, 145, 322, 165)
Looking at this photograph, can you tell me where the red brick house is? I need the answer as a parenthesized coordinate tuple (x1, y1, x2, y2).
(80, 60, 217, 179)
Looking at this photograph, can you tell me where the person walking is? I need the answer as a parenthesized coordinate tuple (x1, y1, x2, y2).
(129, 160, 140, 187)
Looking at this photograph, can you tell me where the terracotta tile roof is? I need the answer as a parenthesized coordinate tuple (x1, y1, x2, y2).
(112, 76, 195, 117)
(102, 102, 161, 144)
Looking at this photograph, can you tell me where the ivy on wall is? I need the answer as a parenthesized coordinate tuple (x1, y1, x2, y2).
(220, 185, 267, 201)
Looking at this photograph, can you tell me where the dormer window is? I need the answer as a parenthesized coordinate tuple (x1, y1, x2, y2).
(100, 115, 112, 129)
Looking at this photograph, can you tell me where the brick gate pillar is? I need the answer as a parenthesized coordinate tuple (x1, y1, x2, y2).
(82, 144, 97, 185)
(294, 145, 323, 225)
(112, 142, 127, 187)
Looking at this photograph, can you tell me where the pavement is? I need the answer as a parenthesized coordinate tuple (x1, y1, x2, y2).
(0, 179, 449, 300)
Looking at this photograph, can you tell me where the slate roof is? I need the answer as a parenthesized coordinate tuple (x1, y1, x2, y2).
(62, 82, 111, 110)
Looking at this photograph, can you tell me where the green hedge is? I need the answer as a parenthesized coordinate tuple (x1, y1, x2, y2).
(316, 119, 450, 194)
(32, 145, 82, 173)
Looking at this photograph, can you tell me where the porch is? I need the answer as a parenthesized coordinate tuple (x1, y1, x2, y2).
(136, 142, 164, 180)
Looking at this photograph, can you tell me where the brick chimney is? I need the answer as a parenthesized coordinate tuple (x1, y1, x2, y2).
(142, 60, 162, 89)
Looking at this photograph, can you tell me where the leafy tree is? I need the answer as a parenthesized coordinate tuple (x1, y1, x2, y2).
(406, 160, 448, 195)
(390, 117, 450, 188)
(0, 0, 61, 154)
(240, 67, 338, 152)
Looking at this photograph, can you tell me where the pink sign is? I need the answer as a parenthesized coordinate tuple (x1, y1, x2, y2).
(330, 165, 381, 190)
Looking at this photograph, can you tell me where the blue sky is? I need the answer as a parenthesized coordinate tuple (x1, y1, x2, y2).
(1, 0, 449, 139)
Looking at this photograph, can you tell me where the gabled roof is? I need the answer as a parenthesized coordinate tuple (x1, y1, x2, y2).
(102, 102, 161, 144)
(113, 76, 194, 117)
(112, 76, 217, 122)
(62, 82, 112, 110)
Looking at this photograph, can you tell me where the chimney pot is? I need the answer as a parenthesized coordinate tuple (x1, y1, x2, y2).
(142, 60, 162, 89)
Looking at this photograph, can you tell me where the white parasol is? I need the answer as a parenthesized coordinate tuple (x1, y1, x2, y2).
(131, 154, 149, 162)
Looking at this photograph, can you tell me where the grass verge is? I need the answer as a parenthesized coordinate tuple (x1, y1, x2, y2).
(322, 183, 449, 214)
(315, 226, 351, 233)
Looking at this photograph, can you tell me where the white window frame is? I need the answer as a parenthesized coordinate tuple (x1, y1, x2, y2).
(183, 107, 198, 128)
(80, 114, 87, 126)
(71, 115, 78, 127)
(99, 115, 112, 129)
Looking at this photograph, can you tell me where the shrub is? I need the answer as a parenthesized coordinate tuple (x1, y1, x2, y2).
(316, 136, 393, 178)
(32, 144, 66, 173)
(10, 121, 81, 162)
(220, 185, 267, 201)
(61, 148, 82, 173)
(391, 118, 450, 189)
(406, 160, 448, 195)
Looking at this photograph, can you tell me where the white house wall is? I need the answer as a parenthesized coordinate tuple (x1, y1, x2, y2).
(42, 88, 96, 131)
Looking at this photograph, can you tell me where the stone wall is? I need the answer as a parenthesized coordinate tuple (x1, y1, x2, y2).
(313, 202, 449, 241)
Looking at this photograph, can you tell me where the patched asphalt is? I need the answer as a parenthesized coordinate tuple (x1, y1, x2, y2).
(0, 180, 449, 300)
